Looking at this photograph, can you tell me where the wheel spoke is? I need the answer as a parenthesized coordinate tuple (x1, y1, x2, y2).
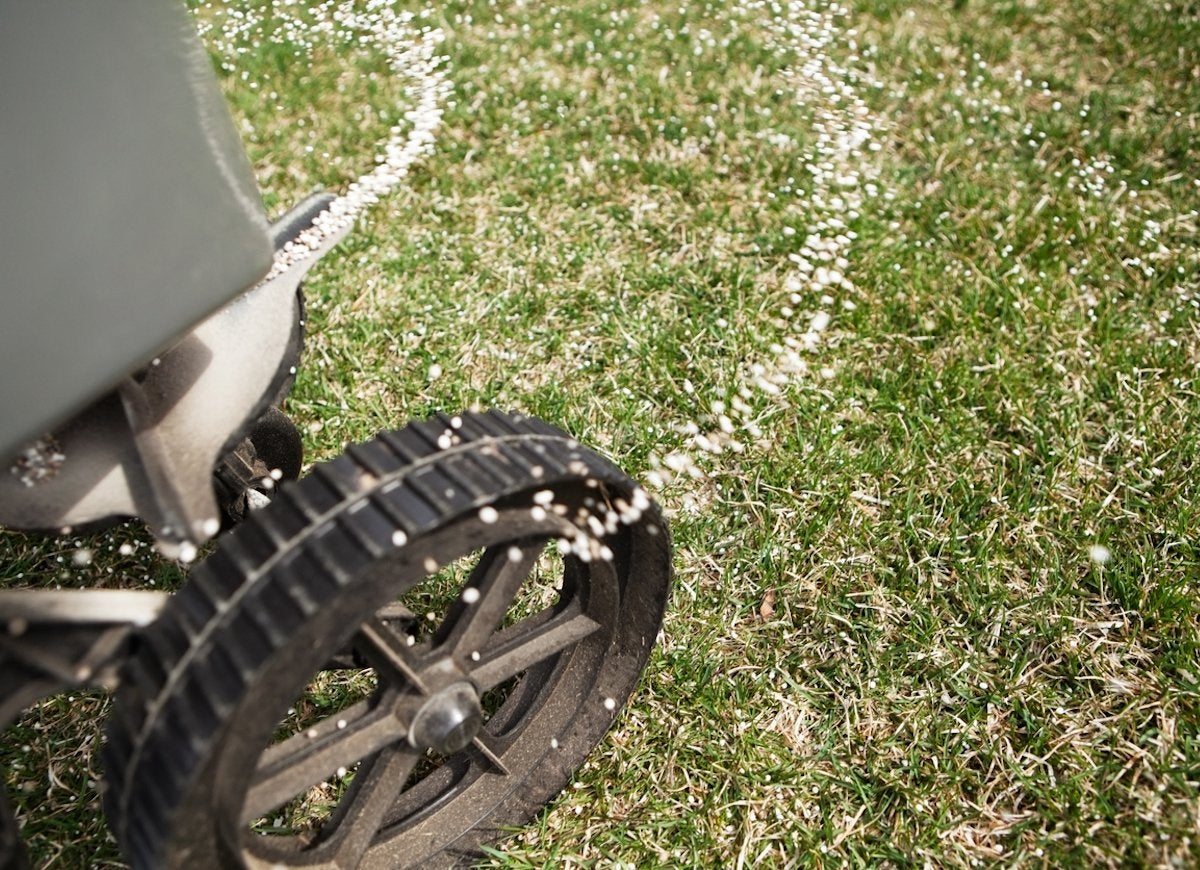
(317, 745, 421, 867)
(468, 606, 601, 690)
(433, 540, 542, 658)
(241, 697, 409, 825)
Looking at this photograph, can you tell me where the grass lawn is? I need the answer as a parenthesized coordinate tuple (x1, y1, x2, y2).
(2, 0, 1198, 866)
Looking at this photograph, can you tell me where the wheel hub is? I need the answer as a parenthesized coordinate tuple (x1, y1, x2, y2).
(407, 681, 483, 755)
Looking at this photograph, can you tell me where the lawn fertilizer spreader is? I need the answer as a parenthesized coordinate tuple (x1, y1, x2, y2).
(0, 3, 672, 867)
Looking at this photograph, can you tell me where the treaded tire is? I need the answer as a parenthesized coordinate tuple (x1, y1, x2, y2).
(102, 410, 671, 869)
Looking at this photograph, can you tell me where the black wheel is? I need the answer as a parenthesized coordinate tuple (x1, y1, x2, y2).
(103, 410, 671, 869)
(246, 405, 305, 482)
(214, 406, 305, 526)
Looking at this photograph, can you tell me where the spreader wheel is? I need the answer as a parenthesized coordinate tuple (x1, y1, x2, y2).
(103, 410, 671, 869)
(214, 406, 305, 526)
